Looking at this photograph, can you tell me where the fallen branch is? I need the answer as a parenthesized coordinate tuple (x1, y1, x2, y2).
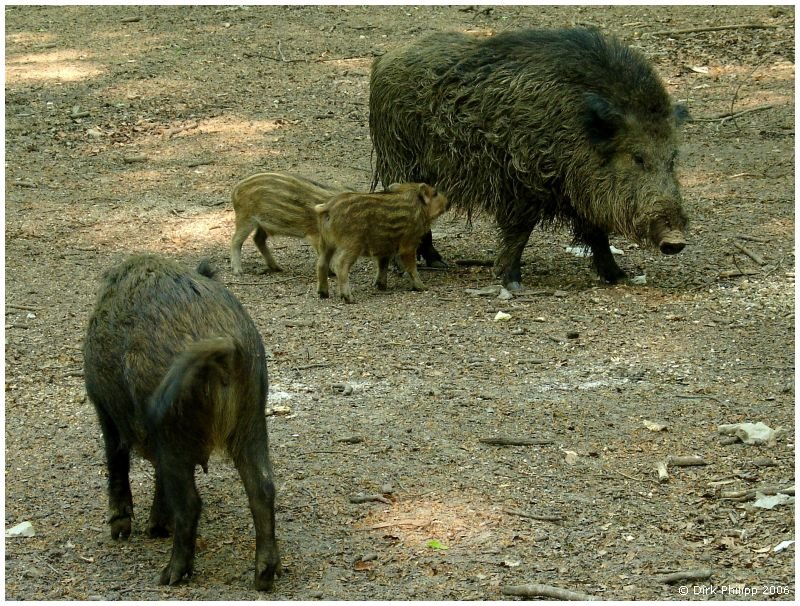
(720, 485, 795, 501)
(732, 241, 766, 265)
(675, 394, 720, 402)
(655, 569, 713, 584)
(647, 23, 778, 36)
(719, 269, 760, 278)
(362, 519, 431, 530)
(479, 437, 553, 446)
(502, 507, 563, 522)
(291, 363, 330, 371)
(692, 104, 778, 123)
(349, 494, 391, 505)
(656, 461, 670, 483)
(737, 234, 769, 243)
(186, 158, 215, 168)
(667, 455, 709, 467)
(501, 583, 598, 601)
(5, 303, 38, 312)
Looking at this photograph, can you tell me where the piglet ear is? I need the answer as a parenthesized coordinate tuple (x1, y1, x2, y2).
(674, 103, 690, 126)
(417, 183, 435, 205)
(583, 92, 623, 144)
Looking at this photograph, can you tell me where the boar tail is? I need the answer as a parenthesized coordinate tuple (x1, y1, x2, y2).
(148, 336, 238, 427)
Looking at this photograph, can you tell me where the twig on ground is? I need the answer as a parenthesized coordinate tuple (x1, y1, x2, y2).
(647, 23, 778, 36)
(612, 468, 653, 484)
(667, 455, 709, 467)
(501, 507, 564, 522)
(732, 241, 766, 265)
(291, 363, 330, 371)
(349, 494, 392, 505)
(362, 519, 431, 530)
(6, 303, 39, 312)
(720, 485, 795, 501)
(501, 583, 599, 601)
(737, 234, 770, 243)
(479, 437, 553, 446)
(691, 104, 778, 123)
(675, 394, 720, 402)
(718, 269, 761, 278)
(656, 461, 670, 483)
(186, 158, 215, 168)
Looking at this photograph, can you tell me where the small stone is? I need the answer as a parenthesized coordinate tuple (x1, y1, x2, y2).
(494, 311, 511, 322)
(6, 521, 35, 538)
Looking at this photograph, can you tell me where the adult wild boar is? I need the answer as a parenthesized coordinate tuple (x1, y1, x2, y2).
(369, 28, 689, 288)
(83, 255, 280, 591)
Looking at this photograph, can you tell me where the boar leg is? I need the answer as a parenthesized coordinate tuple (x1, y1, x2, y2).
(399, 250, 427, 291)
(252, 226, 282, 273)
(494, 220, 536, 290)
(579, 227, 626, 283)
(147, 470, 172, 538)
(95, 405, 134, 540)
(417, 231, 447, 268)
(335, 251, 359, 303)
(374, 257, 390, 290)
(316, 246, 335, 298)
(156, 455, 201, 586)
(230, 218, 257, 275)
(231, 420, 281, 591)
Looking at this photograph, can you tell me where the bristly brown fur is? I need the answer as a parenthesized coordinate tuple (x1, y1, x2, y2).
(369, 28, 688, 285)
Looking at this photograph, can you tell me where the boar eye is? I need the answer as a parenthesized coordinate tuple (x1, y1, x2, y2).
(633, 153, 646, 168)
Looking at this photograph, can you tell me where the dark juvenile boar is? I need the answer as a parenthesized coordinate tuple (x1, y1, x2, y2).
(370, 28, 689, 288)
(314, 183, 449, 303)
(230, 172, 345, 274)
(83, 254, 280, 591)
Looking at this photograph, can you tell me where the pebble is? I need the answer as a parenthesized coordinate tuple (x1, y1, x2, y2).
(6, 521, 35, 538)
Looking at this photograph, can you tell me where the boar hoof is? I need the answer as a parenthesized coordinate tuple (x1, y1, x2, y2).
(505, 280, 522, 291)
(109, 516, 132, 540)
(254, 559, 281, 592)
(159, 558, 193, 586)
(427, 259, 448, 269)
(318, 290, 329, 299)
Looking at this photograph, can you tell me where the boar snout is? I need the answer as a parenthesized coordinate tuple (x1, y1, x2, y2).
(658, 230, 686, 255)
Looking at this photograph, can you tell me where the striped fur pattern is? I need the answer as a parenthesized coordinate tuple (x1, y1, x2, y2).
(230, 172, 345, 274)
(314, 183, 449, 303)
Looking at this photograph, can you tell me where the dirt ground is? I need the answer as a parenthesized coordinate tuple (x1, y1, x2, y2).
(4, 5, 795, 601)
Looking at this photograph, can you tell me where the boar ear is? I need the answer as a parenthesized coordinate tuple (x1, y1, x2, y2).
(417, 184, 434, 205)
(674, 103, 690, 126)
(583, 92, 624, 144)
